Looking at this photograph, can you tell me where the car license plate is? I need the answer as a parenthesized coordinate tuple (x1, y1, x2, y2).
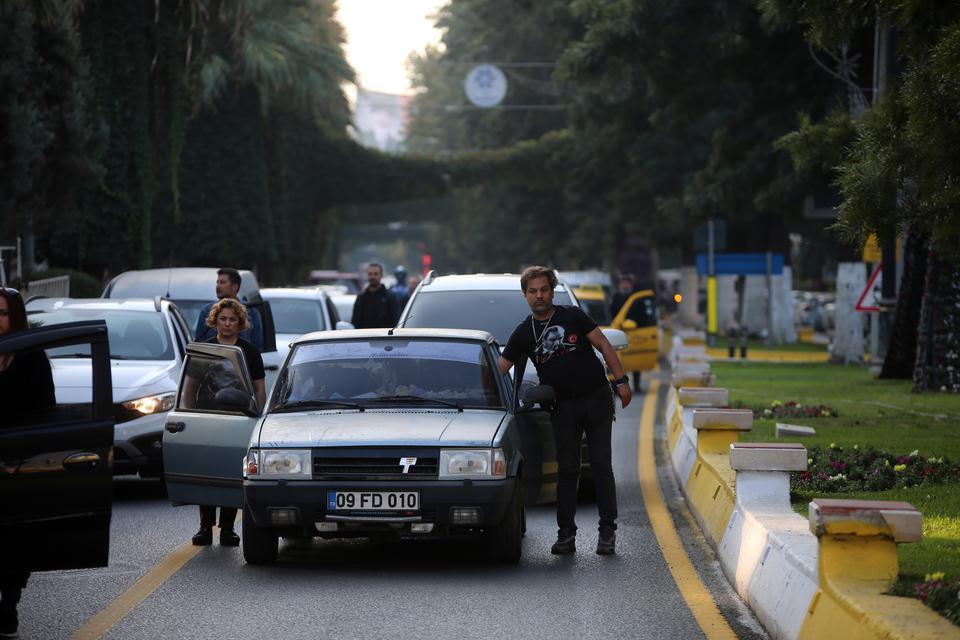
(327, 491, 419, 511)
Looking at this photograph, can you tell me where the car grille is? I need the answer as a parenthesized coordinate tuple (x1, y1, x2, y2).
(312, 454, 439, 479)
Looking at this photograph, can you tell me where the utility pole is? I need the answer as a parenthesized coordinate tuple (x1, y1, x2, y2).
(874, 21, 899, 365)
(707, 218, 717, 347)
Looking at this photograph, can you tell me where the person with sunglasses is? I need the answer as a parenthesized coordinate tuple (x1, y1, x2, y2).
(0, 287, 56, 636)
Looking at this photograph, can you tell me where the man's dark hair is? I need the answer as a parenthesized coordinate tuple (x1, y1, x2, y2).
(367, 262, 384, 274)
(520, 266, 558, 292)
(217, 267, 242, 287)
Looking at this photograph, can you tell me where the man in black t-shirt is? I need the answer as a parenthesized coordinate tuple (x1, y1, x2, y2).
(499, 266, 632, 556)
(351, 262, 400, 329)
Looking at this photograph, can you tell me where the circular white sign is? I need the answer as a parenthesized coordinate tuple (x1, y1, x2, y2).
(464, 64, 507, 108)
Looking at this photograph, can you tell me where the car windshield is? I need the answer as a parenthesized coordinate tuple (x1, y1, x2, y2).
(270, 338, 503, 410)
(165, 300, 210, 337)
(403, 289, 574, 343)
(269, 298, 327, 334)
(580, 298, 612, 325)
(27, 308, 174, 361)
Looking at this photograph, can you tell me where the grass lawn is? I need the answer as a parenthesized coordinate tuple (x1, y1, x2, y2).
(711, 361, 960, 590)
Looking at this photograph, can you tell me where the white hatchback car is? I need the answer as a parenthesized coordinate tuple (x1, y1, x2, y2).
(25, 297, 192, 477)
(260, 288, 354, 365)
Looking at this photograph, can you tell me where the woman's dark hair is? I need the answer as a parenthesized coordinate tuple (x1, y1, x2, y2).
(1, 288, 28, 333)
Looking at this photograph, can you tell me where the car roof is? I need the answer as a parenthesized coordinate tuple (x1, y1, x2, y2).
(102, 268, 261, 302)
(27, 297, 169, 313)
(572, 285, 606, 300)
(260, 287, 329, 301)
(292, 327, 495, 345)
(419, 273, 570, 292)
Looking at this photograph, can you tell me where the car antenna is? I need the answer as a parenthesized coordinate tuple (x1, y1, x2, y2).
(164, 254, 173, 299)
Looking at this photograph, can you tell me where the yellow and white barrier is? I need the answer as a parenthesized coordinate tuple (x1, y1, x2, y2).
(662, 342, 960, 639)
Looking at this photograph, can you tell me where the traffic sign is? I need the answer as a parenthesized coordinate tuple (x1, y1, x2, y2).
(464, 64, 507, 108)
(695, 253, 784, 276)
(855, 264, 882, 312)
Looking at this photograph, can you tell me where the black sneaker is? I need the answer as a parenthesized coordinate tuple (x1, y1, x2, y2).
(596, 526, 616, 555)
(191, 526, 213, 546)
(0, 606, 18, 638)
(219, 527, 240, 547)
(550, 528, 576, 555)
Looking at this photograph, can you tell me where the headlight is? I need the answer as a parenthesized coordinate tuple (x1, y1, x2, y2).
(122, 392, 176, 415)
(439, 449, 506, 479)
(250, 449, 312, 478)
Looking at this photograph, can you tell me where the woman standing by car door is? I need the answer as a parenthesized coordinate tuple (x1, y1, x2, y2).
(183, 298, 265, 547)
(0, 287, 56, 636)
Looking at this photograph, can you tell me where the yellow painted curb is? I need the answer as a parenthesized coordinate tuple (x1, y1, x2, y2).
(639, 377, 738, 639)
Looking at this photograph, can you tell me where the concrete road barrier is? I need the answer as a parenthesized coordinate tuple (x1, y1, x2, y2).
(663, 378, 960, 639)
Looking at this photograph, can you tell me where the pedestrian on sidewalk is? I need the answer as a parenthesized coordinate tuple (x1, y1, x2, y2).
(351, 262, 400, 329)
(498, 266, 632, 555)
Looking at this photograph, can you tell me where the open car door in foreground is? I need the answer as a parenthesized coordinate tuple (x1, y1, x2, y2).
(0, 321, 114, 572)
(163, 343, 260, 508)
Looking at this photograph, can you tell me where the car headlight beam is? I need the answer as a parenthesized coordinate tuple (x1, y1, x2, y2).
(122, 392, 176, 415)
(439, 449, 506, 479)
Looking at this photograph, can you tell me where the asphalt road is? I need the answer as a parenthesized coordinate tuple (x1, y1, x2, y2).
(17, 385, 766, 640)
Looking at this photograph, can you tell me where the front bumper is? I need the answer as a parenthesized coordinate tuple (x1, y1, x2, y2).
(112, 411, 167, 475)
(244, 478, 516, 538)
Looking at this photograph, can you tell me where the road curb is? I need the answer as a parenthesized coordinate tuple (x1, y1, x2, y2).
(662, 336, 960, 639)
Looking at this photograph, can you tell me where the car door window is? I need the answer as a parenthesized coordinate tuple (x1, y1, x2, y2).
(179, 352, 248, 412)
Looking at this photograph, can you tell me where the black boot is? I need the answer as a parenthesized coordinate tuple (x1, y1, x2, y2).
(596, 526, 616, 555)
(191, 526, 213, 546)
(550, 528, 576, 555)
(0, 605, 18, 638)
(219, 527, 240, 547)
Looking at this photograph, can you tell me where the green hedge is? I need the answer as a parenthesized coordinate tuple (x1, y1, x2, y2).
(26, 267, 103, 299)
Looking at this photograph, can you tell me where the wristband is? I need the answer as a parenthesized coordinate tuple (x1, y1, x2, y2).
(610, 375, 629, 391)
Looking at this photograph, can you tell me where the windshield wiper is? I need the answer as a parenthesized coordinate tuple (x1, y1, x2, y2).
(271, 399, 364, 413)
(50, 353, 91, 359)
(368, 395, 463, 412)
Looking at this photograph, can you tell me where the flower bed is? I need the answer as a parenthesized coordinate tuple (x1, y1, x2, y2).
(733, 399, 839, 419)
(794, 444, 960, 493)
(916, 573, 960, 625)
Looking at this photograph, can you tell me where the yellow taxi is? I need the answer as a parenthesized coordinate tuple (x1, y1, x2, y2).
(610, 289, 660, 374)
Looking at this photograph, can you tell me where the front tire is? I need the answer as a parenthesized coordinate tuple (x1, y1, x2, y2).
(490, 483, 523, 564)
(242, 504, 278, 565)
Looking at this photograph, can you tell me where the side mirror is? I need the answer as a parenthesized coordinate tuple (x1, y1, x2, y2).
(520, 384, 556, 412)
(621, 319, 638, 331)
(601, 327, 629, 351)
(335, 320, 354, 331)
(214, 387, 257, 416)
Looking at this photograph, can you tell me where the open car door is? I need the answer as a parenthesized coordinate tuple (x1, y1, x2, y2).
(163, 343, 260, 508)
(611, 290, 660, 372)
(0, 321, 114, 572)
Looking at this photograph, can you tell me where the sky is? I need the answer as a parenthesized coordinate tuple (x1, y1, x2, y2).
(337, 0, 447, 96)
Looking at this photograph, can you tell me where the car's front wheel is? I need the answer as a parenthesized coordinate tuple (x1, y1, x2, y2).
(242, 504, 278, 565)
(489, 483, 523, 564)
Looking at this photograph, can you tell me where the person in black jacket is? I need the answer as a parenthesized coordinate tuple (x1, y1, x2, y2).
(351, 263, 399, 329)
(0, 287, 56, 637)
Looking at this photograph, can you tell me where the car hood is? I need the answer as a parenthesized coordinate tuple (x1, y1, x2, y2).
(49, 359, 178, 403)
(257, 409, 507, 448)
